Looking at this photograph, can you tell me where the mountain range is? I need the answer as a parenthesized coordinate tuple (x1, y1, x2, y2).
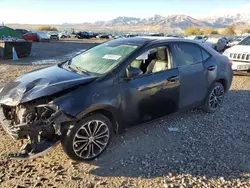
(62, 14, 250, 31)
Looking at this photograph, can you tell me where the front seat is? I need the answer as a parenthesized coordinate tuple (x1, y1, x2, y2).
(131, 60, 142, 69)
(146, 48, 168, 73)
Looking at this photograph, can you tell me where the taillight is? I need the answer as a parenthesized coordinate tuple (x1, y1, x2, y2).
(228, 61, 232, 67)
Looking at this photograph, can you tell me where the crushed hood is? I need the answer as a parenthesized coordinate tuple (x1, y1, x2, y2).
(0, 65, 97, 106)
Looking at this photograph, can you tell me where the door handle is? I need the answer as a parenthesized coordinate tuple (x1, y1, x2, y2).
(167, 76, 179, 82)
(207, 65, 216, 71)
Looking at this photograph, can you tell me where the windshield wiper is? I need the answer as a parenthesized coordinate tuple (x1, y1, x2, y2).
(67, 64, 90, 75)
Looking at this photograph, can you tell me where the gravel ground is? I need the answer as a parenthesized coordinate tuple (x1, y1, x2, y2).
(0, 41, 99, 65)
(0, 64, 250, 188)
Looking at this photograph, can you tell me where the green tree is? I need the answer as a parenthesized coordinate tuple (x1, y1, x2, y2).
(36, 26, 58, 31)
(185, 27, 203, 35)
(222, 25, 236, 36)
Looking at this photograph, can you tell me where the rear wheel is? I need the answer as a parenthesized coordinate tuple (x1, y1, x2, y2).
(202, 82, 225, 113)
(61, 113, 113, 161)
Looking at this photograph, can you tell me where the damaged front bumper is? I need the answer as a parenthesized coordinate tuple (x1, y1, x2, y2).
(0, 106, 21, 139)
(0, 105, 75, 159)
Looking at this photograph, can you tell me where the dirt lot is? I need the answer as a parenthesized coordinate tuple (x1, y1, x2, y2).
(0, 42, 250, 188)
(0, 40, 100, 65)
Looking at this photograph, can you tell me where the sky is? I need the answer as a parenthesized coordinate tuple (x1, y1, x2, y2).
(0, 0, 250, 24)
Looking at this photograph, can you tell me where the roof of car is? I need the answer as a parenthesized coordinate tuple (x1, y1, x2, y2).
(135, 36, 203, 45)
(136, 36, 219, 55)
(114, 36, 200, 44)
(109, 37, 212, 51)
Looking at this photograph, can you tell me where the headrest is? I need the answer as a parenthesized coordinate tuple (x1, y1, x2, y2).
(156, 47, 167, 61)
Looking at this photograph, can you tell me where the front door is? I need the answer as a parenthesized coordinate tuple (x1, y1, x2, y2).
(120, 45, 180, 125)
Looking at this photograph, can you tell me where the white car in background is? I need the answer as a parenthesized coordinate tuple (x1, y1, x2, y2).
(223, 35, 250, 71)
(47, 31, 59, 40)
(186, 35, 207, 43)
(36, 31, 50, 42)
(59, 32, 71, 38)
(228, 37, 244, 46)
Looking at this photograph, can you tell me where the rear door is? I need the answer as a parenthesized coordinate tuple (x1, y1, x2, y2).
(171, 42, 209, 109)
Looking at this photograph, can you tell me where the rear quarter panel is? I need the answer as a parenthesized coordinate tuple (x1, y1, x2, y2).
(201, 43, 233, 91)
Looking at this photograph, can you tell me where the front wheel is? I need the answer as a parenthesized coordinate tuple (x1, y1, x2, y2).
(202, 82, 225, 113)
(61, 113, 113, 161)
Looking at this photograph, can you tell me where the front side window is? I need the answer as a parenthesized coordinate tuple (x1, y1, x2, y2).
(127, 45, 173, 77)
(238, 36, 250, 45)
(66, 41, 139, 74)
(172, 43, 203, 66)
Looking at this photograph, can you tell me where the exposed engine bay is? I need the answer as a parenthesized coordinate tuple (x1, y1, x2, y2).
(0, 99, 73, 160)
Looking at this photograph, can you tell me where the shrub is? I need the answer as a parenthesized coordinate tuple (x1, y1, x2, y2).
(36, 26, 58, 31)
(211, 30, 219, 34)
(243, 29, 250, 33)
(204, 28, 219, 35)
(185, 27, 203, 35)
(222, 25, 236, 36)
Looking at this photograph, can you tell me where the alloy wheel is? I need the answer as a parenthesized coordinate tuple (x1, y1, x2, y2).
(209, 85, 224, 110)
(73, 120, 110, 159)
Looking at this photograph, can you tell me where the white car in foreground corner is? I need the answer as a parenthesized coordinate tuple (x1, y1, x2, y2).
(223, 36, 250, 71)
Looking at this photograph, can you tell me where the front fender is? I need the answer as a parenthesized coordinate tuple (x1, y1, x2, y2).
(76, 103, 119, 119)
(52, 79, 122, 118)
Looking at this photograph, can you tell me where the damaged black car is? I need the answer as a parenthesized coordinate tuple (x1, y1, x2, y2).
(0, 37, 233, 161)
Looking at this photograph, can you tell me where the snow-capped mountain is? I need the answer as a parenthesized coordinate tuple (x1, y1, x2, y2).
(201, 13, 250, 27)
(153, 14, 214, 29)
(63, 13, 250, 30)
(88, 14, 214, 29)
(103, 17, 143, 26)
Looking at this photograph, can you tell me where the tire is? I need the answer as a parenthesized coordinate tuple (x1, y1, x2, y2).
(202, 82, 225, 113)
(61, 113, 113, 161)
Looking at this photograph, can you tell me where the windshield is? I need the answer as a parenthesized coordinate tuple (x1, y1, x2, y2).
(67, 42, 139, 74)
(238, 36, 250, 45)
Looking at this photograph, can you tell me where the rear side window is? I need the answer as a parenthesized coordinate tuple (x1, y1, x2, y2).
(172, 43, 203, 66)
(201, 48, 211, 61)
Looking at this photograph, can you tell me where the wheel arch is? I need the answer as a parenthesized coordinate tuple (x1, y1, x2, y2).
(214, 76, 229, 92)
(77, 104, 123, 134)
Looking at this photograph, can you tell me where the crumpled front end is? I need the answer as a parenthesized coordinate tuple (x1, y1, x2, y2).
(0, 100, 75, 160)
(0, 78, 52, 106)
(0, 64, 98, 159)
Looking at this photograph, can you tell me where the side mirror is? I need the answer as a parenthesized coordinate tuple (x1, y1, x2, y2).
(126, 67, 142, 78)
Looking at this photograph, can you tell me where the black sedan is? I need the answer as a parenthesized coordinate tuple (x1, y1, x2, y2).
(0, 37, 233, 161)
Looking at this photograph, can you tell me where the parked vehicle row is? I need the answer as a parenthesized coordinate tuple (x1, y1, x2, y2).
(22, 31, 51, 42)
(18, 28, 250, 73)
